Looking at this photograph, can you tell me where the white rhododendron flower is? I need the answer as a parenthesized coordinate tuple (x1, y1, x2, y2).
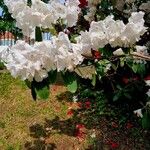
(84, 0, 101, 22)
(133, 109, 143, 118)
(1, 0, 148, 84)
(89, 20, 108, 49)
(77, 11, 147, 52)
(133, 45, 148, 64)
(53, 32, 83, 71)
(84, 7, 96, 22)
(135, 45, 148, 55)
(4, 0, 81, 37)
(65, 0, 80, 27)
(1, 33, 83, 82)
(75, 31, 92, 53)
(0, 46, 9, 62)
(146, 89, 150, 97)
(113, 48, 125, 56)
(88, 0, 101, 7)
(145, 80, 150, 86)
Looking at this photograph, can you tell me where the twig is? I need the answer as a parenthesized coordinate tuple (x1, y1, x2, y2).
(131, 52, 150, 61)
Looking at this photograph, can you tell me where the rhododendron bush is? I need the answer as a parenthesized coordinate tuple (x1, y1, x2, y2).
(0, 0, 150, 128)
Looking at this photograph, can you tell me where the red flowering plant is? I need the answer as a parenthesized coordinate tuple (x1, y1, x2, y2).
(79, 0, 88, 8)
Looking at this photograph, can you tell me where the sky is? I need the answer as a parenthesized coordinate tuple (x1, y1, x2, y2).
(0, 7, 3, 16)
(60, 0, 65, 3)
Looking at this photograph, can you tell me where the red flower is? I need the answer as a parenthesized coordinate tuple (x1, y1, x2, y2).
(106, 140, 119, 149)
(75, 130, 86, 141)
(75, 124, 86, 140)
(79, 0, 88, 8)
(126, 122, 133, 129)
(122, 77, 129, 84)
(67, 109, 74, 116)
(85, 101, 91, 109)
(144, 75, 150, 81)
(91, 50, 101, 59)
(110, 142, 119, 149)
(76, 124, 85, 129)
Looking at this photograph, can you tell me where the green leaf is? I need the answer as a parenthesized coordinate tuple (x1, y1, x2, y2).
(67, 80, 77, 93)
(124, 93, 132, 99)
(25, 80, 31, 89)
(48, 70, 57, 84)
(126, 59, 133, 68)
(120, 57, 125, 67)
(70, 34, 79, 43)
(61, 71, 77, 93)
(142, 112, 150, 129)
(91, 74, 96, 86)
(132, 63, 138, 73)
(31, 82, 37, 100)
(111, 63, 117, 71)
(35, 26, 42, 42)
(113, 92, 121, 101)
(137, 63, 146, 76)
(116, 85, 122, 90)
(35, 85, 49, 100)
(27, 0, 32, 6)
(98, 45, 113, 58)
(31, 80, 50, 100)
(131, 63, 146, 76)
(49, 27, 57, 36)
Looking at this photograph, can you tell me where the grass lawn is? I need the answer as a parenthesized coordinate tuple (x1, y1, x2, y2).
(0, 72, 89, 150)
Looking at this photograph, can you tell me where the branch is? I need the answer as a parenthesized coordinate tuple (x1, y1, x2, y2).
(130, 52, 150, 61)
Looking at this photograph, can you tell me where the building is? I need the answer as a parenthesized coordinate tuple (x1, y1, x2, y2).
(0, 31, 52, 46)
(0, 31, 15, 46)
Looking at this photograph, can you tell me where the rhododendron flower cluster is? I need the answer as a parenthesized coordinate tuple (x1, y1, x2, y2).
(0, 32, 83, 82)
(4, 0, 81, 37)
(0, 0, 148, 83)
(84, 0, 101, 21)
(76, 11, 147, 54)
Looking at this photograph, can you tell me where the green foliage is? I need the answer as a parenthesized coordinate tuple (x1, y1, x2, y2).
(131, 63, 146, 76)
(0, 61, 5, 70)
(35, 85, 49, 100)
(78, 88, 108, 116)
(0, 0, 23, 38)
(31, 79, 50, 100)
(141, 103, 150, 129)
(35, 26, 42, 42)
(25, 80, 31, 89)
(96, 59, 111, 78)
(48, 70, 57, 84)
(113, 85, 132, 102)
(61, 71, 77, 93)
(91, 74, 96, 86)
(142, 112, 150, 129)
(99, 47, 113, 58)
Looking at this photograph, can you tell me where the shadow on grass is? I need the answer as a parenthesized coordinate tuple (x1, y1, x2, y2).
(24, 111, 150, 150)
(56, 91, 73, 102)
(24, 140, 56, 150)
(24, 116, 78, 150)
(24, 123, 57, 150)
